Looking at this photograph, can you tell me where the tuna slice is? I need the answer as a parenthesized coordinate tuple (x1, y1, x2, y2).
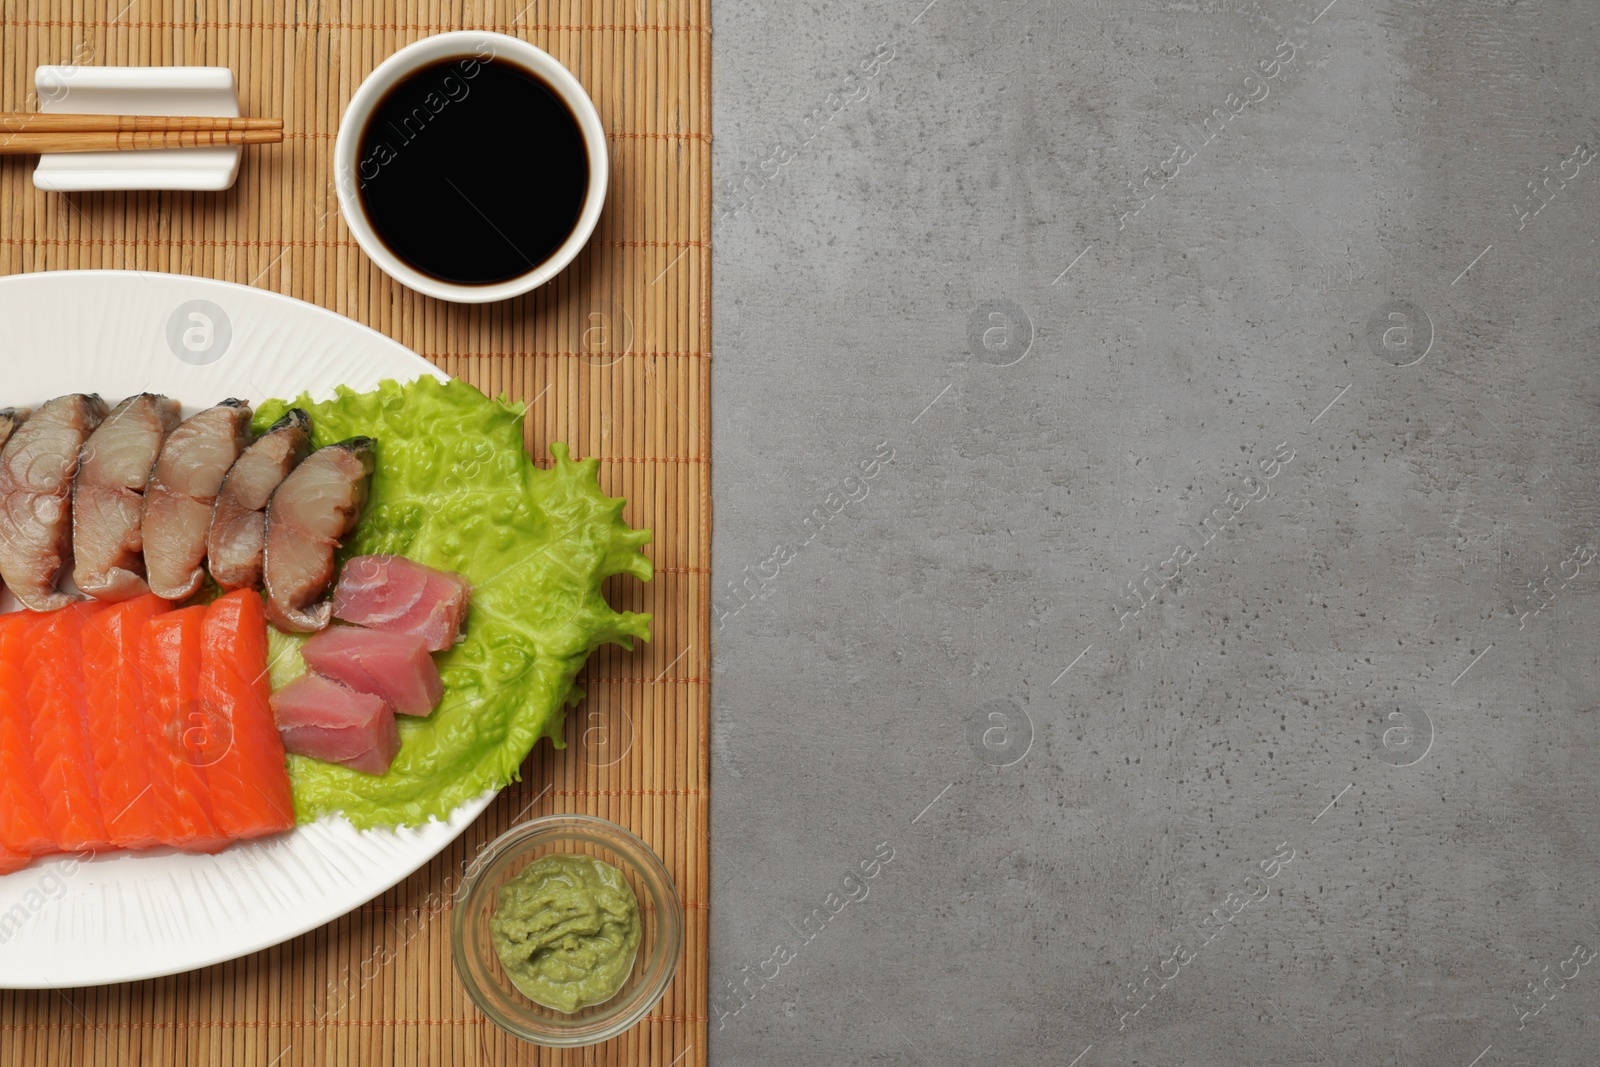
(271, 673, 399, 775)
(300, 626, 443, 717)
(72, 394, 183, 601)
(331, 554, 472, 652)
(142, 400, 253, 602)
(208, 408, 312, 591)
(0, 394, 109, 611)
(263, 439, 374, 633)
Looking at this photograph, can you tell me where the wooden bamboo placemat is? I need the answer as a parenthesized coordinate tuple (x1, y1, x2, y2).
(0, 1, 710, 1063)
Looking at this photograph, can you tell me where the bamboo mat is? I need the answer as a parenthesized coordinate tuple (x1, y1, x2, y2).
(0, 1, 710, 1064)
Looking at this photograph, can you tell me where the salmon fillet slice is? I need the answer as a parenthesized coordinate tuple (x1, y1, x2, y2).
(139, 606, 230, 853)
(199, 590, 295, 839)
(21, 602, 111, 852)
(81, 594, 174, 849)
(0, 843, 29, 876)
(0, 614, 56, 857)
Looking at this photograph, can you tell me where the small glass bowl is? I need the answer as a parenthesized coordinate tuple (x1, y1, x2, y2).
(451, 813, 683, 1046)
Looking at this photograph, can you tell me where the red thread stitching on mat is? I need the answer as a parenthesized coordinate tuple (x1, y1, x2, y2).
(550, 456, 707, 464)
(430, 352, 709, 359)
(542, 788, 707, 796)
(342, 894, 711, 919)
(0, 1015, 709, 1029)
(455, 454, 707, 464)
(1, 238, 706, 249)
(6, 20, 708, 32)
(285, 130, 709, 142)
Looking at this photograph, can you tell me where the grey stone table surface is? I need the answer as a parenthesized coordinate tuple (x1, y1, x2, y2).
(705, 1, 1599, 1063)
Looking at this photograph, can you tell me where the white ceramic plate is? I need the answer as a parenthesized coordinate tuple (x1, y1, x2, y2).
(0, 270, 496, 989)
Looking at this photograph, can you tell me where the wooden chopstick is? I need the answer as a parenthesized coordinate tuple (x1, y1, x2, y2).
(0, 113, 282, 134)
(0, 128, 284, 154)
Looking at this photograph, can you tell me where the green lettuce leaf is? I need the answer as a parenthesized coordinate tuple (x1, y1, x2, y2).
(256, 377, 652, 829)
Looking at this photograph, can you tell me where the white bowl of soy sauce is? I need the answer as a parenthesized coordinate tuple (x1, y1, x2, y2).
(334, 32, 608, 303)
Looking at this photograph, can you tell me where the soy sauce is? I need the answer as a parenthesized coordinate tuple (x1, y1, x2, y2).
(355, 56, 589, 286)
